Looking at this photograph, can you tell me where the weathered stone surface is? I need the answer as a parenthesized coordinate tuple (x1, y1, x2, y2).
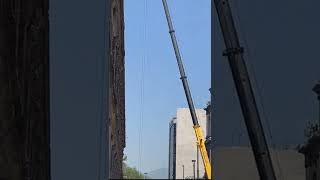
(0, 0, 50, 179)
(108, 0, 125, 178)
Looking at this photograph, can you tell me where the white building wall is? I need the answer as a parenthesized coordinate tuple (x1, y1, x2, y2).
(175, 108, 207, 179)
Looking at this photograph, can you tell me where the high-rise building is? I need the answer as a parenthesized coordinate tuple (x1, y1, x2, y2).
(169, 117, 177, 179)
(168, 108, 207, 179)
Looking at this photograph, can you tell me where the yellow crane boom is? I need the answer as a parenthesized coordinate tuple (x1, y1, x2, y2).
(161, 0, 212, 178)
(194, 125, 212, 179)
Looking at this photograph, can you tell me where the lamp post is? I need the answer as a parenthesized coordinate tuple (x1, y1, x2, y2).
(192, 160, 196, 180)
(182, 165, 185, 179)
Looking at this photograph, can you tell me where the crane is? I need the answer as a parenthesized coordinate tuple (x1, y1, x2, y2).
(161, 0, 212, 179)
(213, 0, 277, 179)
(162, 0, 278, 179)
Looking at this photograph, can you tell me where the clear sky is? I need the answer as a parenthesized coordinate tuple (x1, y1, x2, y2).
(124, 0, 211, 173)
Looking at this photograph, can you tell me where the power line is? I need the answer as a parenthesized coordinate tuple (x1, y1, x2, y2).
(138, 0, 148, 173)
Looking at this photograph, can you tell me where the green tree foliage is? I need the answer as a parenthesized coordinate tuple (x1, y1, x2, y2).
(123, 155, 145, 179)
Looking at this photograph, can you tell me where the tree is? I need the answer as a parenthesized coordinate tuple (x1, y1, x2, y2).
(304, 121, 320, 139)
(122, 155, 144, 179)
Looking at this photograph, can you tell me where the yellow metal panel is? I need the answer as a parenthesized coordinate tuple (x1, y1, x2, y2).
(193, 125, 212, 179)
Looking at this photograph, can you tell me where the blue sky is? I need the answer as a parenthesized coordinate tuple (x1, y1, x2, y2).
(124, 0, 211, 173)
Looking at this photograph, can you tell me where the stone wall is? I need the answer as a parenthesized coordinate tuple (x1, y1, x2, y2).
(108, 0, 125, 178)
(0, 0, 50, 179)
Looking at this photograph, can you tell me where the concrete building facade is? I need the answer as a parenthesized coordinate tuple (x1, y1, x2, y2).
(213, 147, 305, 180)
(168, 118, 177, 179)
(168, 108, 207, 179)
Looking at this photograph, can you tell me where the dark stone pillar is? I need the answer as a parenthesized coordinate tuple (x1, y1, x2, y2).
(0, 0, 50, 179)
(108, 0, 125, 178)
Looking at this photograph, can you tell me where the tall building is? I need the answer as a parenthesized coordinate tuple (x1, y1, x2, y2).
(0, 0, 50, 179)
(169, 118, 177, 179)
(108, 0, 125, 178)
(168, 108, 207, 179)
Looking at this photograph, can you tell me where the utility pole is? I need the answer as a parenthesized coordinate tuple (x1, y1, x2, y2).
(213, 0, 277, 180)
(312, 81, 320, 125)
(192, 160, 196, 180)
(182, 165, 185, 179)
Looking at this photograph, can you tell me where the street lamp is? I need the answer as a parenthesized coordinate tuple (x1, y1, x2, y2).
(182, 165, 185, 179)
(192, 160, 196, 180)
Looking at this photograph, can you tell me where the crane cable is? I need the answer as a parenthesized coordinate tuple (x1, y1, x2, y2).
(231, 1, 284, 179)
(138, 0, 148, 173)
